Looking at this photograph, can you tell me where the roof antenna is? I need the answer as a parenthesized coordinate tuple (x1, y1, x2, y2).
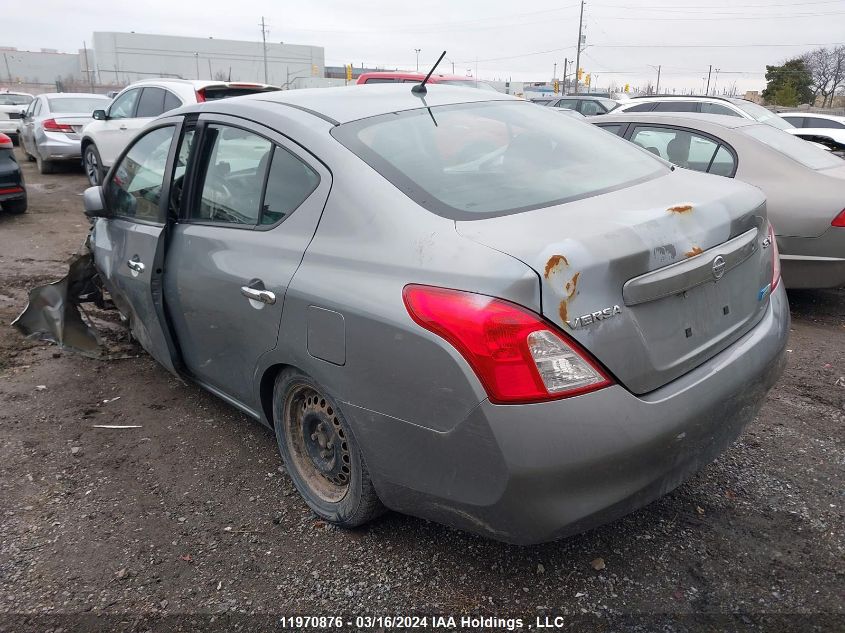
(412, 50, 447, 95)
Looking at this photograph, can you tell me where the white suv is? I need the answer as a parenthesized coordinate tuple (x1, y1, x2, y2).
(81, 79, 279, 185)
(611, 96, 796, 131)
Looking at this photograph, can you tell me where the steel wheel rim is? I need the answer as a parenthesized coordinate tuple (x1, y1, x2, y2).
(85, 150, 99, 184)
(283, 384, 350, 503)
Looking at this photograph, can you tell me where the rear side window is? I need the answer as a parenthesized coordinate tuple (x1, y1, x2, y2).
(192, 125, 272, 225)
(333, 100, 665, 219)
(163, 91, 183, 113)
(200, 86, 279, 101)
(580, 100, 605, 116)
(654, 101, 699, 113)
(806, 117, 845, 130)
(554, 100, 579, 110)
(260, 147, 320, 225)
(136, 88, 166, 118)
(595, 123, 623, 135)
(364, 78, 397, 84)
(630, 125, 736, 176)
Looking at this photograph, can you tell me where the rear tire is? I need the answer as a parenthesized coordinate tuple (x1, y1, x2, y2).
(273, 368, 384, 527)
(3, 198, 27, 214)
(83, 144, 103, 186)
(35, 152, 55, 175)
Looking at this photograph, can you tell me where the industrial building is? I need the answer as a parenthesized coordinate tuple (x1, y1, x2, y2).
(1, 31, 325, 94)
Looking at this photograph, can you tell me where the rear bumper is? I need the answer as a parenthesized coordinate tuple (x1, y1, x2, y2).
(779, 228, 845, 289)
(0, 121, 19, 136)
(349, 285, 790, 544)
(37, 134, 83, 161)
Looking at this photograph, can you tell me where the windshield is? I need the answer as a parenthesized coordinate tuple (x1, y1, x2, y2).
(332, 100, 666, 219)
(0, 94, 32, 106)
(742, 124, 843, 170)
(735, 101, 793, 130)
(47, 97, 110, 114)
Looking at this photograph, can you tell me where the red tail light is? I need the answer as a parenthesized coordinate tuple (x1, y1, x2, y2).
(42, 118, 74, 133)
(0, 186, 23, 194)
(0, 133, 12, 149)
(832, 209, 845, 228)
(195, 89, 206, 103)
(769, 223, 781, 291)
(403, 285, 613, 404)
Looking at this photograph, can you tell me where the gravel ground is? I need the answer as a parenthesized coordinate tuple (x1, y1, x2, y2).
(0, 149, 843, 633)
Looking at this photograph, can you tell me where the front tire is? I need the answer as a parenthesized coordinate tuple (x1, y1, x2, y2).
(83, 144, 103, 186)
(273, 368, 384, 527)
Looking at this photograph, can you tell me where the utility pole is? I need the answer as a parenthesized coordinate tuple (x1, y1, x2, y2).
(562, 58, 568, 94)
(414, 49, 421, 71)
(713, 68, 720, 95)
(3, 53, 11, 84)
(194, 52, 199, 80)
(260, 16, 269, 83)
(573, 0, 585, 94)
(705, 64, 712, 95)
(656, 65, 661, 95)
(82, 41, 95, 91)
(553, 62, 557, 83)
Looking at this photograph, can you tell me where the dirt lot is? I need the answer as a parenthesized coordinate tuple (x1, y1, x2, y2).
(0, 151, 843, 632)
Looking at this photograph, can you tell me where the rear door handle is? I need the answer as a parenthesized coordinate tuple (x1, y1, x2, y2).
(126, 259, 145, 273)
(119, 124, 127, 130)
(240, 286, 276, 305)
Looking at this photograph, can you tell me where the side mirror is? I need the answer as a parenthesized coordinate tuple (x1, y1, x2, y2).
(83, 186, 108, 218)
(20, 108, 27, 118)
(92, 109, 107, 121)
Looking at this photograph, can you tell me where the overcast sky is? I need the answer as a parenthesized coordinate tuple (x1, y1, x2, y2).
(5, 0, 844, 93)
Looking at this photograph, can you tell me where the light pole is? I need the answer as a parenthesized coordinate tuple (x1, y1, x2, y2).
(414, 49, 421, 71)
(573, 0, 585, 94)
(647, 64, 661, 95)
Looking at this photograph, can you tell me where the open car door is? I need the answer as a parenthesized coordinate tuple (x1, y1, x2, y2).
(88, 117, 187, 374)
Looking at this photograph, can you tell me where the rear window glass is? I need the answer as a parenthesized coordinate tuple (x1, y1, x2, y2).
(0, 94, 32, 106)
(47, 97, 109, 113)
(201, 86, 280, 101)
(332, 100, 665, 219)
(742, 124, 843, 170)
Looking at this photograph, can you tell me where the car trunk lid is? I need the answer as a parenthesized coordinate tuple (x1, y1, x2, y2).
(456, 169, 773, 395)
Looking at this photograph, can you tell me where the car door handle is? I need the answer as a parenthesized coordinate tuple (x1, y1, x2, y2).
(126, 259, 145, 273)
(119, 124, 127, 130)
(240, 286, 276, 305)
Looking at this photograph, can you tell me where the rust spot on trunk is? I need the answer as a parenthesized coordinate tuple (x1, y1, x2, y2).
(685, 246, 704, 258)
(559, 300, 569, 324)
(565, 271, 581, 298)
(668, 205, 693, 214)
(544, 254, 569, 278)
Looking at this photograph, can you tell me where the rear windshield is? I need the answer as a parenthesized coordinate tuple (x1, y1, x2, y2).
(47, 97, 109, 113)
(735, 101, 793, 130)
(332, 100, 665, 219)
(742, 124, 843, 170)
(201, 86, 280, 101)
(0, 94, 32, 106)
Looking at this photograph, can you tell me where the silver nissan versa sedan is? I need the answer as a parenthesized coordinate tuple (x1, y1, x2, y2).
(17, 84, 790, 544)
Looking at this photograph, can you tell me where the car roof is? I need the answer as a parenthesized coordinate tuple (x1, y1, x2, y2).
(40, 92, 110, 99)
(358, 71, 474, 82)
(627, 95, 746, 105)
(596, 112, 761, 130)
(124, 78, 276, 90)
(243, 83, 516, 125)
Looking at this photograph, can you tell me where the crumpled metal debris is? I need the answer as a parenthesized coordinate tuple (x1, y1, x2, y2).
(12, 246, 107, 357)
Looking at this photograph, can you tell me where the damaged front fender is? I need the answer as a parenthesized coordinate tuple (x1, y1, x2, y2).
(12, 243, 112, 357)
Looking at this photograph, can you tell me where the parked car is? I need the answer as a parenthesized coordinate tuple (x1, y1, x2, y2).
(22, 84, 788, 544)
(80, 79, 280, 186)
(534, 94, 617, 116)
(357, 71, 497, 91)
(19, 93, 111, 174)
(611, 95, 796, 130)
(778, 112, 845, 153)
(595, 112, 845, 289)
(0, 132, 26, 214)
(0, 91, 34, 144)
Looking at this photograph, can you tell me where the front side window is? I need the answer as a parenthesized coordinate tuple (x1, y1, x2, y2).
(580, 100, 604, 116)
(192, 125, 272, 225)
(700, 103, 742, 117)
(106, 126, 175, 222)
(554, 99, 579, 110)
(630, 125, 734, 175)
(109, 89, 140, 119)
(333, 100, 665, 219)
(779, 116, 805, 128)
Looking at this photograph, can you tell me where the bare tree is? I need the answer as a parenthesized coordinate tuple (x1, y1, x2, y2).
(802, 46, 845, 107)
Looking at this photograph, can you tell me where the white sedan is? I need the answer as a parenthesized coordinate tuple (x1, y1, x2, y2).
(779, 112, 845, 153)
